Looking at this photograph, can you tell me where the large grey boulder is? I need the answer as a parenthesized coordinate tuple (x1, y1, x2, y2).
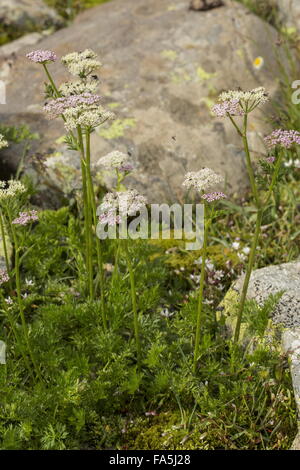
(0, 0, 63, 34)
(277, 0, 300, 32)
(221, 260, 300, 449)
(233, 260, 300, 328)
(0, 0, 283, 203)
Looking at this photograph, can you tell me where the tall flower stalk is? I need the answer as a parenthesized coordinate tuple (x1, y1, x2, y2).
(98, 188, 147, 367)
(183, 170, 226, 372)
(212, 87, 294, 343)
(27, 49, 114, 328)
(7, 210, 41, 378)
(0, 177, 40, 379)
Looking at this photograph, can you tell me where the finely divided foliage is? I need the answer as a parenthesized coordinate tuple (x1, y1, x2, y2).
(0, 47, 299, 449)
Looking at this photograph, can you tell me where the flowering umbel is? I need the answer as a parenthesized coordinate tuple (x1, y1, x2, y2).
(264, 129, 300, 149)
(202, 192, 227, 203)
(99, 190, 147, 226)
(0, 134, 8, 150)
(97, 151, 134, 173)
(183, 168, 224, 193)
(12, 210, 38, 226)
(212, 87, 269, 117)
(26, 50, 57, 64)
(0, 269, 9, 286)
(0, 180, 26, 201)
(61, 49, 102, 78)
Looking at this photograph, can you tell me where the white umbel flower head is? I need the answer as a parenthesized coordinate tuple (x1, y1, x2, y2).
(99, 189, 147, 225)
(218, 87, 268, 112)
(59, 79, 98, 97)
(0, 180, 26, 201)
(97, 151, 134, 172)
(0, 134, 8, 150)
(63, 105, 115, 131)
(61, 49, 102, 78)
(183, 168, 224, 193)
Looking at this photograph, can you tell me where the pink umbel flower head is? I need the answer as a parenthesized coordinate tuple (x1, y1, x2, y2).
(212, 99, 244, 118)
(202, 192, 227, 203)
(266, 156, 276, 164)
(12, 210, 38, 226)
(26, 50, 57, 64)
(264, 129, 300, 149)
(0, 269, 9, 286)
(43, 93, 102, 119)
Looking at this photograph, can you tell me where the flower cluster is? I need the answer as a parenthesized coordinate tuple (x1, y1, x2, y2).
(97, 151, 134, 172)
(284, 158, 300, 168)
(0, 134, 8, 150)
(0, 180, 26, 201)
(26, 50, 57, 64)
(183, 168, 224, 193)
(212, 99, 244, 118)
(202, 192, 227, 203)
(61, 49, 102, 78)
(12, 210, 38, 226)
(264, 129, 300, 149)
(218, 87, 269, 110)
(99, 190, 147, 225)
(0, 269, 9, 286)
(63, 105, 114, 131)
(43, 93, 102, 119)
(59, 78, 98, 97)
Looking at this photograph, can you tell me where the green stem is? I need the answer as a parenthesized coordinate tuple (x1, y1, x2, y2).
(231, 117, 263, 344)
(242, 115, 260, 207)
(42, 64, 60, 97)
(124, 241, 141, 369)
(264, 151, 283, 206)
(234, 208, 263, 343)
(0, 291, 34, 379)
(77, 127, 94, 299)
(7, 213, 41, 380)
(85, 130, 107, 328)
(193, 204, 209, 374)
(0, 210, 11, 284)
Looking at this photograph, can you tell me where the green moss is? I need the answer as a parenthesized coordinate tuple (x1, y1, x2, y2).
(161, 50, 178, 61)
(98, 118, 136, 139)
(196, 67, 217, 81)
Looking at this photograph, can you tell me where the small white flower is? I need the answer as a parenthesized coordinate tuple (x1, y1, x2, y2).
(5, 297, 13, 305)
(25, 278, 34, 286)
(242, 247, 251, 255)
(232, 241, 240, 250)
(160, 308, 175, 318)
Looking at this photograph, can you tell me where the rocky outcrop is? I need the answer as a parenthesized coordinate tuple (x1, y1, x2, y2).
(233, 261, 300, 328)
(0, 0, 284, 202)
(277, 0, 300, 33)
(0, 0, 63, 34)
(221, 260, 300, 449)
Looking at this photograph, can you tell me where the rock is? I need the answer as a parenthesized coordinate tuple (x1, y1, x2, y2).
(0, 0, 63, 34)
(233, 260, 300, 328)
(0, 0, 284, 203)
(277, 0, 300, 33)
(221, 260, 300, 448)
(282, 329, 300, 413)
